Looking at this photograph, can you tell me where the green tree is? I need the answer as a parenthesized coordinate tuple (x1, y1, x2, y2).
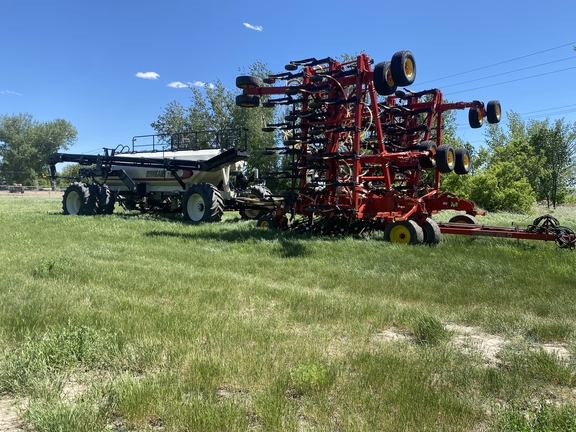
(482, 113, 576, 209)
(57, 163, 82, 187)
(469, 162, 535, 213)
(151, 63, 280, 188)
(529, 118, 576, 207)
(441, 111, 542, 213)
(443, 111, 576, 212)
(0, 113, 77, 185)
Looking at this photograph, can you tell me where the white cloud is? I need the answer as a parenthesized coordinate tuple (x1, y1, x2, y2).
(136, 71, 160, 80)
(167, 81, 189, 88)
(243, 22, 263, 31)
(192, 81, 215, 89)
(0, 90, 22, 96)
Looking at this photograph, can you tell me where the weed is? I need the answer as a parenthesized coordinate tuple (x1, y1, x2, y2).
(32, 256, 70, 279)
(289, 363, 334, 396)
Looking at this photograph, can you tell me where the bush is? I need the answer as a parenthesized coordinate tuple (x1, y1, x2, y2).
(470, 163, 535, 213)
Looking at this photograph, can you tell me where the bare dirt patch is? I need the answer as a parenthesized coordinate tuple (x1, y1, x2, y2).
(447, 324, 507, 365)
(542, 342, 572, 361)
(372, 326, 414, 344)
(0, 396, 26, 432)
(373, 323, 572, 368)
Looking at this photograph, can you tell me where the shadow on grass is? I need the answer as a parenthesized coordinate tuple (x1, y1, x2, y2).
(46, 210, 186, 223)
(144, 228, 312, 258)
(47, 211, 254, 224)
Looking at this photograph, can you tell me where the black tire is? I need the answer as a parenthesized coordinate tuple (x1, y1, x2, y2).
(62, 182, 97, 215)
(240, 185, 272, 220)
(182, 183, 224, 223)
(384, 220, 424, 245)
(235, 76, 261, 89)
(436, 145, 455, 173)
(390, 50, 416, 87)
(285, 86, 300, 95)
(422, 219, 441, 245)
(486, 100, 501, 124)
(373, 61, 397, 96)
(449, 214, 479, 225)
(257, 214, 278, 229)
(419, 140, 437, 170)
(468, 108, 483, 129)
(236, 94, 260, 108)
(96, 184, 115, 215)
(454, 148, 471, 175)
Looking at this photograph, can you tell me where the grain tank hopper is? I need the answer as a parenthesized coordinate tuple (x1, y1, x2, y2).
(47, 129, 275, 222)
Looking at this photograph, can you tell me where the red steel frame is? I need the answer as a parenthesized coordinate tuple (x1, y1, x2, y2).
(238, 53, 575, 248)
(243, 54, 480, 220)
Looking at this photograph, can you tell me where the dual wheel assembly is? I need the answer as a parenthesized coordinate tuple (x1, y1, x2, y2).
(63, 181, 269, 224)
(384, 219, 440, 245)
(62, 182, 115, 215)
(382, 214, 479, 245)
(419, 141, 471, 174)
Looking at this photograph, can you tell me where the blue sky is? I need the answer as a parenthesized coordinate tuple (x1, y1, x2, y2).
(1, 0, 575, 155)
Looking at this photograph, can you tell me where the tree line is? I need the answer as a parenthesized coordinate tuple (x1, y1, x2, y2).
(1, 64, 575, 211)
(0, 113, 77, 186)
(443, 113, 576, 212)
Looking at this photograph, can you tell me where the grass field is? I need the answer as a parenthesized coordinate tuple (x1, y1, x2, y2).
(1, 196, 575, 431)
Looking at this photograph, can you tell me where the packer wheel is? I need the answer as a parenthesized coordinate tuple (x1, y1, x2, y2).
(468, 108, 483, 129)
(436, 145, 455, 173)
(235, 76, 261, 89)
(373, 61, 397, 96)
(487, 100, 501, 124)
(235, 94, 260, 108)
(384, 220, 424, 245)
(240, 185, 272, 220)
(449, 214, 479, 224)
(257, 214, 278, 229)
(422, 219, 441, 245)
(454, 148, 471, 175)
(390, 50, 416, 87)
(419, 140, 437, 170)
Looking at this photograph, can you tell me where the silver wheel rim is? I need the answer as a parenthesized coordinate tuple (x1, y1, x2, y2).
(187, 194, 206, 221)
(66, 191, 81, 214)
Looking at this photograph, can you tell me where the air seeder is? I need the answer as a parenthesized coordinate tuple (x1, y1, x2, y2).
(47, 129, 275, 222)
(236, 51, 575, 248)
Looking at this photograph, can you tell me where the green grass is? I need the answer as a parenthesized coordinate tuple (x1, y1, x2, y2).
(1, 197, 576, 431)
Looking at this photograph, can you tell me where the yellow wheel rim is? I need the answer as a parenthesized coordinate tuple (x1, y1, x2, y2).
(389, 225, 411, 244)
(495, 104, 501, 120)
(386, 69, 394, 86)
(463, 153, 470, 170)
(243, 193, 261, 219)
(447, 150, 454, 167)
(404, 59, 415, 80)
(259, 220, 270, 228)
